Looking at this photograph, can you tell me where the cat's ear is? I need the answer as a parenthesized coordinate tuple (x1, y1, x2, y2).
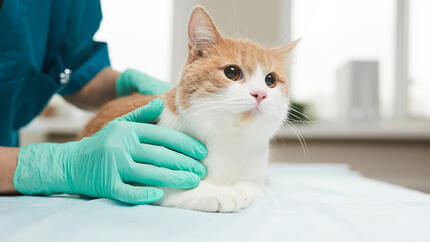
(273, 38, 301, 57)
(188, 6, 223, 50)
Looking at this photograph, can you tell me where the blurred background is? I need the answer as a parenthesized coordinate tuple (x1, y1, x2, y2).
(21, 0, 430, 191)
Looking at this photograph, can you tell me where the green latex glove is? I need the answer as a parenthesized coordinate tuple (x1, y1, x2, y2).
(14, 99, 207, 204)
(116, 68, 173, 97)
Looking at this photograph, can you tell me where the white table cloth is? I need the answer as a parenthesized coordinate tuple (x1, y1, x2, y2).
(1, 163, 429, 242)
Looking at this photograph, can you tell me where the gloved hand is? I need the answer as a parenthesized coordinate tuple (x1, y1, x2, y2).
(14, 99, 207, 204)
(116, 68, 173, 97)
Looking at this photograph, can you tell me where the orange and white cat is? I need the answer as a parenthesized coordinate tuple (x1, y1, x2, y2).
(82, 7, 298, 212)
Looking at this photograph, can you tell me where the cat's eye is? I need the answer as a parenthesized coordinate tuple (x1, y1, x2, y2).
(265, 73, 276, 88)
(224, 65, 242, 81)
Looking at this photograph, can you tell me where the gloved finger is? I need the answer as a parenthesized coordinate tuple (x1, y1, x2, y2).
(116, 98, 164, 123)
(132, 143, 207, 178)
(135, 73, 173, 95)
(112, 183, 164, 205)
(122, 163, 201, 189)
(130, 122, 208, 160)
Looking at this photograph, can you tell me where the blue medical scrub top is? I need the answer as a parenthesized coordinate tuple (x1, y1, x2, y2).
(0, 0, 110, 146)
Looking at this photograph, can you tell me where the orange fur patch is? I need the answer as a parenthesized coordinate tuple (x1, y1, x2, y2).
(80, 94, 157, 138)
(240, 111, 256, 122)
(164, 87, 178, 114)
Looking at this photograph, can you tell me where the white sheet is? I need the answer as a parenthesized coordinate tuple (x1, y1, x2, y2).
(1, 164, 429, 242)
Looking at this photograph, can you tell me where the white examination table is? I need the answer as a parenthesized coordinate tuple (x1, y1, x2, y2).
(1, 163, 429, 242)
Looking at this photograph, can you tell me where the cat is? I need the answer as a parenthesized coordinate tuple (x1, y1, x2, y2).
(81, 6, 299, 212)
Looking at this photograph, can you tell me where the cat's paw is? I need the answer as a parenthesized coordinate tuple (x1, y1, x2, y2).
(157, 182, 264, 213)
(155, 183, 243, 212)
(187, 186, 247, 213)
(233, 181, 265, 208)
(187, 183, 264, 212)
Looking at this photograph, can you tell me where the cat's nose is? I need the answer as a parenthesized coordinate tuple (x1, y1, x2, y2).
(250, 91, 267, 104)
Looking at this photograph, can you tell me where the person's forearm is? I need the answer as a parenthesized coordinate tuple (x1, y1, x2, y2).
(0, 147, 19, 194)
(64, 67, 120, 110)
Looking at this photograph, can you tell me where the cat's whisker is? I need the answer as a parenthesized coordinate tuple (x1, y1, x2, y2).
(288, 107, 315, 124)
(287, 112, 316, 125)
(283, 119, 310, 159)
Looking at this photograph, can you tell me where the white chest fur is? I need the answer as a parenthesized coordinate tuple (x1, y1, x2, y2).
(156, 106, 272, 212)
(158, 106, 270, 186)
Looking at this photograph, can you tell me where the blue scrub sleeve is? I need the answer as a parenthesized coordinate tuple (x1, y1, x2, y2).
(58, 0, 111, 96)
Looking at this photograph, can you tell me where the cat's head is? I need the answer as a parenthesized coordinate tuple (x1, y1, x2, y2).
(176, 7, 299, 138)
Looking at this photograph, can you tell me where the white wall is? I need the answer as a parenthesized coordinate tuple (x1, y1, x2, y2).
(95, 0, 173, 81)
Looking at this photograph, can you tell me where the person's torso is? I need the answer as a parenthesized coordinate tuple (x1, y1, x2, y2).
(0, 0, 73, 146)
